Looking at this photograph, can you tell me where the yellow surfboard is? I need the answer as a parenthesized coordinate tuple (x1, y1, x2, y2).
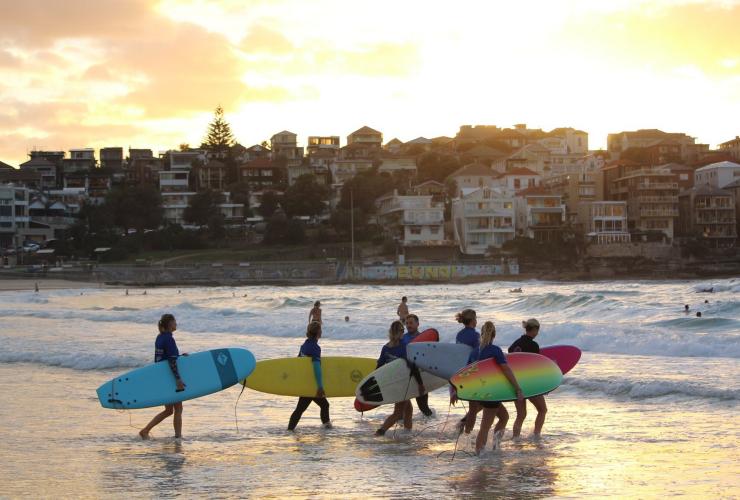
(242, 357, 377, 397)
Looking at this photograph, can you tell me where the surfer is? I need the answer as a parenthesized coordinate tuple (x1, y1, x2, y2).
(375, 320, 425, 436)
(401, 314, 434, 417)
(397, 296, 409, 321)
(469, 321, 523, 454)
(684, 304, 690, 313)
(308, 301, 322, 325)
(288, 321, 332, 431)
(452, 308, 480, 431)
(139, 314, 188, 440)
(509, 318, 547, 438)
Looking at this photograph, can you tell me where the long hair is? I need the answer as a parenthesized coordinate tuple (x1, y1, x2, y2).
(481, 321, 496, 347)
(158, 313, 175, 332)
(455, 308, 476, 326)
(388, 320, 405, 347)
(306, 321, 322, 339)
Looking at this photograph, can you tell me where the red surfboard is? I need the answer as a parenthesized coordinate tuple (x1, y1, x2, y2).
(354, 328, 439, 412)
(540, 345, 581, 375)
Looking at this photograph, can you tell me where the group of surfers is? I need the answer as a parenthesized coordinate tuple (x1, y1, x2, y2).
(139, 302, 548, 456)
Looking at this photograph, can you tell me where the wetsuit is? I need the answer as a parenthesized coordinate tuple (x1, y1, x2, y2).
(155, 331, 182, 389)
(508, 335, 540, 354)
(288, 338, 330, 430)
(400, 329, 432, 416)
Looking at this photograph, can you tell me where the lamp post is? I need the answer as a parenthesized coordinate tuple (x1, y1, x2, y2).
(350, 186, 355, 280)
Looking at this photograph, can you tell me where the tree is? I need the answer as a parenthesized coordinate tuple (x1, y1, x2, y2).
(259, 190, 280, 217)
(337, 170, 396, 213)
(203, 105, 235, 153)
(104, 185, 163, 234)
(226, 181, 251, 215)
(283, 174, 329, 217)
(183, 189, 224, 226)
(417, 152, 461, 183)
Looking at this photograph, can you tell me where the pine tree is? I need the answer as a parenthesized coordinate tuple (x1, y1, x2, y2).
(203, 105, 235, 151)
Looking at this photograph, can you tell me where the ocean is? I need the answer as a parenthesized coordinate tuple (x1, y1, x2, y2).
(0, 279, 738, 498)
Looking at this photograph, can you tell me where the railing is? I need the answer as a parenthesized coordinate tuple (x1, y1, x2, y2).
(637, 195, 678, 203)
(695, 217, 736, 224)
(639, 209, 678, 217)
(636, 183, 678, 190)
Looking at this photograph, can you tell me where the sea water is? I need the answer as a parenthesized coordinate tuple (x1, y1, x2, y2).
(0, 279, 738, 498)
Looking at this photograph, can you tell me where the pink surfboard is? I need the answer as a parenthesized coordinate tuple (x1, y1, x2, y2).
(540, 345, 581, 375)
(354, 328, 439, 412)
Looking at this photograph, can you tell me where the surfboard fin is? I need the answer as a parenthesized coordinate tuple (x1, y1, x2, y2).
(360, 377, 383, 402)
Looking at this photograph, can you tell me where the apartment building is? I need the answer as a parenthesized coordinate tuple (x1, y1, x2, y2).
(719, 136, 740, 161)
(376, 190, 446, 247)
(577, 201, 630, 244)
(452, 187, 516, 254)
(678, 185, 736, 247)
(515, 188, 566, 242)
(694, 161, 740, 189)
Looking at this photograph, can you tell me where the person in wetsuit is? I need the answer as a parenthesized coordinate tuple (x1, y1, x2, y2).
(509, 318, 547, 437)
(288, 321, 332, 431)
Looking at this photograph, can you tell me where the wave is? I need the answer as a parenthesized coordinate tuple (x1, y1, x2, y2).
(647, 317, 740, 330)
(0, 350, 145, 371)
(562, 377, 739, 402)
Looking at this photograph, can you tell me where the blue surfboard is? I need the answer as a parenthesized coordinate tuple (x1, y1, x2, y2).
(96, 348, 256, 409)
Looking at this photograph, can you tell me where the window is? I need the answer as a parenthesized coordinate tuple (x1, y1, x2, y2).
(514, 179, 521, 189)
(410, 226, 422, 235)
(0, 206, 11, 216)
(430, 227, 440, 234)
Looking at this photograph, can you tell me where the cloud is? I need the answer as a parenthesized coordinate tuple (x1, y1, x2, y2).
(240, 24, 294, 54)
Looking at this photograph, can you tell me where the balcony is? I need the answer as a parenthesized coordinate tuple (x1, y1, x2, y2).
(403, 217, 444, 225)
(639, 208, 678, 217)
(636, 182, 678, 190)
(637, 195, 678, 203)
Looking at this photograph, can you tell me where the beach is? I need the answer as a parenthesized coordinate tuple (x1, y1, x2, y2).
(0, 279, 738, 497)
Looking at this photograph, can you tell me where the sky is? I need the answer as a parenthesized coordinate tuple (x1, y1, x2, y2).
(0, 0, 738, 166)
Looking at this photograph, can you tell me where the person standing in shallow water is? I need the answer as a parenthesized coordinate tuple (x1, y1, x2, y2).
(400, 314, 434, 417)
(288, 321, 332, 431)
(509, 318, 547, 437)
(309, 301, 322, 325)
(139, 314, 188, 439)
(397, 296, 409, 321)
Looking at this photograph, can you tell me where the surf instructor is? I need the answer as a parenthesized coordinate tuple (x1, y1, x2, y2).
(288, 321, 332, 431)
(139, 313, 188, 440)
(401, 314, 434, 417)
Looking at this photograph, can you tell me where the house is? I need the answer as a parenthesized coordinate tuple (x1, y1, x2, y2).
(541, 170, 595, 227)
(412, 180, 446, 200)
(576, 201, 630, 244)
(678, 185, 736, 248)
(547, 127, 589, 154)
(375, 190, 449, 255)
(196, 159, 228, 191)
(166, 150, 207, 171)
(238, 158, 285, 190)
(451, 186, 516, 254)
(446, 162, 496, 197)
(159, 170, 190, 193)
(20, 151, 63, 190)
(63, 171, 112, 203)
(307, 136, 340, 156)
(347, 126, 382, 148)
(126, 155, 163, 187)
(378, 157, 417, 176)
(340, 141, 381, 160)
(493, 167, 540, 192)
(271, 131, 304, 165)
(607, 129, 695, 161)
(694, 161, 740, 189)
(0, 169, 42, 190)
(384, 138, 404, 154)
(244, 144, 271, 161)
(100, 147, 124, 171)
(496, 143, 552, 176)
(63, 149, 96, 174)
(514, 187, 566, 242)
(329, 159, 373, 185)
(719, 136, 740, 161)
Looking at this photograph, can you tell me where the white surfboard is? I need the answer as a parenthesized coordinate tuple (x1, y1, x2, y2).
(407, 342, 473, 380)
(356, 358, 448, 405)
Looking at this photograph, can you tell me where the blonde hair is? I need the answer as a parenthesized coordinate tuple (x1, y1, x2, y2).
(455, 308, 476, 326)
(481, 321, 496, 347)
(306, 321, 322, 338)
(388, 320, 405, 347)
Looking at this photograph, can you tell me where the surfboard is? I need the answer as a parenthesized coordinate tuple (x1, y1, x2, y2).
(356, 358, 448, 405)
(243, 357, 376, 398)
(451, 352, 562, 402)
(407, 342, 473, 380)
(540, 345, 581, 375)
(354, 328, 440, 412)
(96, 348, 256, 409)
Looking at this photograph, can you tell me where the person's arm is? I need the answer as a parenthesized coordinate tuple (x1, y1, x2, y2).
(166, 337, 185, 391)
(500, 364, 523, 402)
(405, 359, 425, 394)
(312, 358, 325, 398)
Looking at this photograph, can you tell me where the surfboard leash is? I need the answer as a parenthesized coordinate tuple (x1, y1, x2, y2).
(233, 382, 248, 434)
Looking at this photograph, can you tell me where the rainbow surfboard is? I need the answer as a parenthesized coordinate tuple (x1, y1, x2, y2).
(451, 352, 562, 402)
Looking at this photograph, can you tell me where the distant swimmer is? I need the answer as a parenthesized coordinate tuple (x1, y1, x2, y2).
(344, 316, 350, 322)
(510, 288, 522, 293)
(397, 296, 409, 321)
(34, 282, 39, 293)
(696, 312, 702, 318)
(309, 301, 322, 325)
(698, 287, 714, 293)
(139, 314, 188, 440)
(684, 304, 690, 313)
(704, 299, 709, 304)
(125, 289, 129, 296)
(143, 290, 147, 295)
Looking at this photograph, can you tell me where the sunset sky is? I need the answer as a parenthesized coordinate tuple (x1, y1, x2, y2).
(0, 0, 738, 166)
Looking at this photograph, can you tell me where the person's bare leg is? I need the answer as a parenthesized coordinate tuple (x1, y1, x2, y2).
(378, 402, 404, 434)
(139, 404, 174, 439)
(464, 402, 480, 434)
(530, 395, 547, 436)
(173, 402, 183, 438)
(512, 398, 527, 437)
(475, 408, 495, 455)
(403, 401, 413, 429)
(493, 405, 509, 435)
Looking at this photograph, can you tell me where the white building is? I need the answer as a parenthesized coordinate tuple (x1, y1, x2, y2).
(493, 167, 540, 191)
(452, 187, 516, 255)
(578, 201, 630, 244)
(159, 170, 190, 193)
(446, 162, 496, 197)
(694, 161, 740, 189)
(0, 185, 31, 249)
(167, 150, 206, 171)
(376, 190, 446, 247)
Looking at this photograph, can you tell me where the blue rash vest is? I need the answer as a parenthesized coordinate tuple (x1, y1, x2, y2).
(468, 344, 508, 365)
(154, 331, 179, 363)
(298, 338, 324, 391)
(400, 329, 420, 346)
(455, 326, 480, 350)
(377, 343, 407, 368)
